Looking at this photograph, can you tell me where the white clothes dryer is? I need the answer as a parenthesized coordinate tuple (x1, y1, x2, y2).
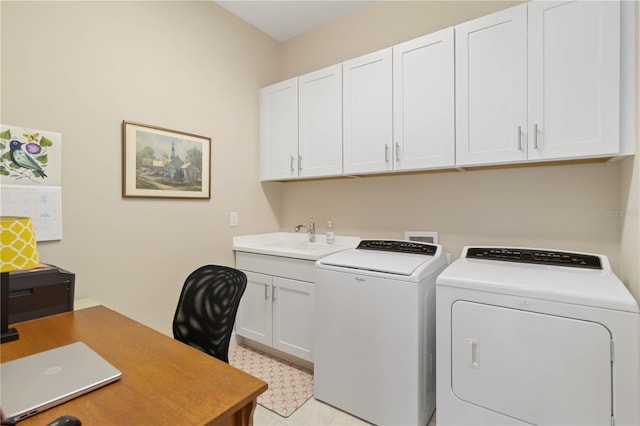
(436, 247, 639, 426)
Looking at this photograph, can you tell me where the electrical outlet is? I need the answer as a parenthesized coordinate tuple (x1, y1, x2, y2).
(230, 212, 239, 227)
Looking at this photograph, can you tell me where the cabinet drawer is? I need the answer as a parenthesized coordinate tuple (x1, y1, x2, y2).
(8, 265, 75, 324)
(10, 282, 72, 323)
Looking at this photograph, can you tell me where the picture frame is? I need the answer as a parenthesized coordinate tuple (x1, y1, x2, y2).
(122, 121, 211, 199)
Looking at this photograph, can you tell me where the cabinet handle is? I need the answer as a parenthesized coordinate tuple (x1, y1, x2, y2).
(298, 155, 302, 171)
(264, 283, 269, 300)
(395, 142, 400, 161)
(272, 286, 277, 301)
(534, 124, 539, 150)
(385, 144, 389, 162)
(517, 126, 522, 151)
(290, 155, 295, 172)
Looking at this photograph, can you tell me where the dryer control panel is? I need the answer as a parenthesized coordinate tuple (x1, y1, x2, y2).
(466, 247, 602, 269)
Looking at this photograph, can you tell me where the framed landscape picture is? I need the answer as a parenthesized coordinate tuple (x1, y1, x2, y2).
(122, 121, 211, 199)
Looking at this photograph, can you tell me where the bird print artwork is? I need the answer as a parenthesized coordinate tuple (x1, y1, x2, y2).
(9, 140, 47, 177)
(0, 128, 53, 182)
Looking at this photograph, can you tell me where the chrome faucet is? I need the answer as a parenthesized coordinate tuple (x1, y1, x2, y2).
(294, 217, 316, 242)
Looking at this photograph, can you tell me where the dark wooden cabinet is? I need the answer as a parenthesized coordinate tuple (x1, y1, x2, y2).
(8, 265, 75, 324)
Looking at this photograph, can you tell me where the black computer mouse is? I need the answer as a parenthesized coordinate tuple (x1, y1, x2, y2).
(47, 415, 81, 426)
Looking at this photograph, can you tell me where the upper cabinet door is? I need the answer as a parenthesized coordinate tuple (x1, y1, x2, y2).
(260, 78, 298, 181)
(343, 48, 393, 174)
(528, 0, 621, 160)
(455, 5, 528, 166)
(298, 64, 343, 178)
(393, 28, 455, 171)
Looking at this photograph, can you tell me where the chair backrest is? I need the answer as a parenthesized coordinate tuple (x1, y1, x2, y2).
(172, 265, 247, 363)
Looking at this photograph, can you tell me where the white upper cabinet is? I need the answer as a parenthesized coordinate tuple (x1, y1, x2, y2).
(455, 5, 528, 166)
(393, 28, 455, 170)
(298, 64, 343, 178)
(456, 0, 626, 167)
(259, 0, 632, 179)
(260, 78, 298, 181)
(528, 0, 621, 160)
(344, 35, 455, 174)
(343, 48, 393, 174)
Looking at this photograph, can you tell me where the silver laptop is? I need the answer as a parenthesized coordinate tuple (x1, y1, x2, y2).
(1, 342, 122, 422)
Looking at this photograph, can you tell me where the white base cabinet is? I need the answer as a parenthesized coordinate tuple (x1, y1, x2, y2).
(272, 276, 313, 359)
(235, 252, 314, 362)
(235, 270, 272, 347)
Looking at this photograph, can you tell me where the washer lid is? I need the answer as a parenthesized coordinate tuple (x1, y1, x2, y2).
(317, 249, 435, 276)
(437, 247, 639, 313)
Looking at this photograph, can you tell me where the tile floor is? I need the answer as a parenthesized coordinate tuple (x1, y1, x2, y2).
(254, 398, 437, 426)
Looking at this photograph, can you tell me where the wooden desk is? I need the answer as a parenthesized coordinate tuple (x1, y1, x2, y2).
(1, 305, 268, 426)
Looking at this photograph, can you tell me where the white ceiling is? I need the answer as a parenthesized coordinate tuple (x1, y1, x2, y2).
(215, 1, 374, 42)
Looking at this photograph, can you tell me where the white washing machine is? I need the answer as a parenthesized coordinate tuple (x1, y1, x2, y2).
(314, 240, 448, 426)
(436, 247, 640, 426)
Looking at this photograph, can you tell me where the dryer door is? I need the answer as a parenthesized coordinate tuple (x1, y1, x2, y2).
(451, 301, 612, 425)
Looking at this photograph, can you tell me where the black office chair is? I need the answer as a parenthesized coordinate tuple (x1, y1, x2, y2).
(172, 265, 247, 363)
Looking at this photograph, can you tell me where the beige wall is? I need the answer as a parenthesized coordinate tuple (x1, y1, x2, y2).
(280, 1, 524, 80)
(1, 1, 282, 335)
(275, 1, 640, 299)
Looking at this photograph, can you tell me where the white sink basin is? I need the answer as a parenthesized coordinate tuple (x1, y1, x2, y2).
(264, 239, 335, 251)
(233, 232, 360, 260)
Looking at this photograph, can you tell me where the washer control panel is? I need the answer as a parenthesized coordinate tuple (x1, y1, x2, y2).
(466, 247, 602, 269)
(357, 240, 437, 255)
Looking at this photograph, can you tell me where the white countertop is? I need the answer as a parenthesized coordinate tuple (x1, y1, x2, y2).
(233, 232, 360, 260)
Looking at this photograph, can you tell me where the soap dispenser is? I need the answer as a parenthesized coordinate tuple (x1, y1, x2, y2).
(326, 221, 335, 244)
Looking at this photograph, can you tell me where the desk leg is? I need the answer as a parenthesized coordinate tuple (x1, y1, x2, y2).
(235, 399, 257, 426)
(210, 399, 257, 426)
